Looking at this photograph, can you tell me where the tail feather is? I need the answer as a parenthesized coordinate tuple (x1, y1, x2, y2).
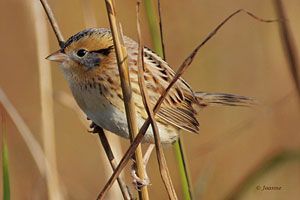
(195, 92, 256, 107)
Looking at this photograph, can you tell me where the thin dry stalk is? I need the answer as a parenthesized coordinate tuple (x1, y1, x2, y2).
(32, 2, 63, 200)
(39, 0, 64, 47)
(80, 2, 130, 199)
(93, 126, 133, 200)
(54, 91, 132, 200)
(136, 1, 177, 199)
(274, 0, 300, 96)
(157, 0, 166, 60)
(103, 0, 149, 199)
(97, 9, 277, 199)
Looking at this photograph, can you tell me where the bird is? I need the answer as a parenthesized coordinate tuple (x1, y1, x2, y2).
(47, 27, 254, 145)
(47, 27, 255, 186)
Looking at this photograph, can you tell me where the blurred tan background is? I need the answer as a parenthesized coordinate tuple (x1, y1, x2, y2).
(1, 0, 300, 199)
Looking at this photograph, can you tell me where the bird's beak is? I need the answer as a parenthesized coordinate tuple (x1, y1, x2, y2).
(46, 50, 68, 63)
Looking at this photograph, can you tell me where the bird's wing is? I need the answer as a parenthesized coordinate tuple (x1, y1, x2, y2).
(140, 47, 200, 133)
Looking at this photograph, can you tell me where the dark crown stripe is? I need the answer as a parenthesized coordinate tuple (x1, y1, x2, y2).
(62, 28, 111, 52)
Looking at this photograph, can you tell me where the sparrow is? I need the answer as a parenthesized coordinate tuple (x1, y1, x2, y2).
(47, 28, 253, 144)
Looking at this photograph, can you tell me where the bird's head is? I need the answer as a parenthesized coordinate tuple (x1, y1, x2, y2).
(47, 28, 114, 74)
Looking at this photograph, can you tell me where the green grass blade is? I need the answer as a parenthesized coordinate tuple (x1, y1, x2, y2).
(144, 1, 193, 199)
(144, 0, 163, 56)
(2, 111, 10, 200)
(174, 139, 192, 200)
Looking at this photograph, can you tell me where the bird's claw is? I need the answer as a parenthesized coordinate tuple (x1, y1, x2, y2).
(88, 122, 102, 134)
(131, 166, 150, 190)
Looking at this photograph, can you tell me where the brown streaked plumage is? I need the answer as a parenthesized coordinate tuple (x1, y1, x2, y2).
(47, 28, 254, 144)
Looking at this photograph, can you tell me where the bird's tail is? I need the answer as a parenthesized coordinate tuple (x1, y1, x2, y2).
(195, 92, 256, 107)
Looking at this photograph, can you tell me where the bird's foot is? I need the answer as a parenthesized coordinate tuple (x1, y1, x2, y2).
(131, 160, 150, 190)
(130, 144, 155, 189)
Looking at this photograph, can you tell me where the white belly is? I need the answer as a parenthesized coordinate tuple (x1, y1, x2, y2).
(69, 83, 178, 144)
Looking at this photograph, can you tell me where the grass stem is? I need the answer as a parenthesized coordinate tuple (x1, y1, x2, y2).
(1, 108, 10, 200)
(136, 1, 177, 199)
(100, 0, 149, 199)
(144, 1, 193, 199)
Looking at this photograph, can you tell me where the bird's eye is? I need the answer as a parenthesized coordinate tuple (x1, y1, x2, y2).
(76, 49, 87, 57)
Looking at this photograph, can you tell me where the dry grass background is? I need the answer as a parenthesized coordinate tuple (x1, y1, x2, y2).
(1, 0, 300, 199)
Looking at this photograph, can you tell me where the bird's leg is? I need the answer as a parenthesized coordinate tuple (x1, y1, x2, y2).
(131, 144, 155, 189)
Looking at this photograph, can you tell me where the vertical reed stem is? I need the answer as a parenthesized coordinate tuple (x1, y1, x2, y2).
(144, 1, 193, 199)
(144, 0, 163, 56)
(103, 0, 149, 199)
(80, 2, 131, 198)
(136, 1, 177, 199)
